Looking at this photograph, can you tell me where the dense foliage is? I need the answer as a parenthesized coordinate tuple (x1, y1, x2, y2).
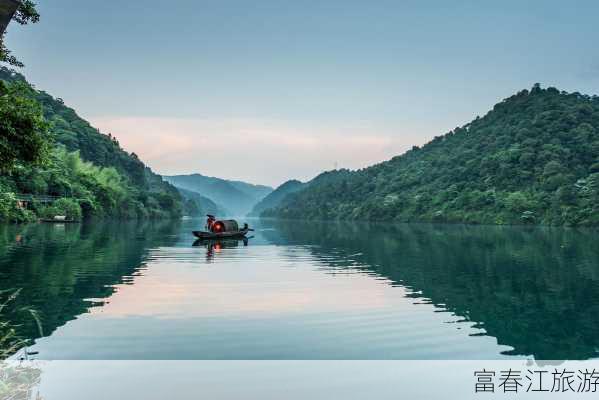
(265, 85, 599, 226)
(0, 80, 49, 171)
(0, 67, 194, 222)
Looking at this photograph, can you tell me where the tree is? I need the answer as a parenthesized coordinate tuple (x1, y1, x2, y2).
(0, 1, 40, 67)
(42, 198, 82, 221)
(265, 85, 599, 226)
(0, 80, 50, 171)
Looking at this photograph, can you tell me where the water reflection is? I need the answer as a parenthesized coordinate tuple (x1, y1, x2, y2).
(0, 218, 598, 360)
(263, 220, 599, 360)
(193, 238, 249, 261)
(0, 220, 180, 357)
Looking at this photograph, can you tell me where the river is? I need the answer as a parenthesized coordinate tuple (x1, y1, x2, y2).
(1, 219, 598, 360)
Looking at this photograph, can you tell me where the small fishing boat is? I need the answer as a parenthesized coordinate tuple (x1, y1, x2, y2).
(192, 218, 253, 240)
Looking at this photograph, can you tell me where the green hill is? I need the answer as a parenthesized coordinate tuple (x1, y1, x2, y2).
(0, 67, 189, 221)
(248, 179, 305, 216)
(165, 173, 272, 216)
(264, 85, 599, 226)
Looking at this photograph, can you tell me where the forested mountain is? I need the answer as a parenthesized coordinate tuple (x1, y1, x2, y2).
(248, 179, 305, 216)
(165, 173, 272, 216)
(0, 67, 199, 222)
(264, 85, 599, 226)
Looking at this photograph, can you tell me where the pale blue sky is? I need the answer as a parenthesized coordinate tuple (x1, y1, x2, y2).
(5, 0, 599, 186)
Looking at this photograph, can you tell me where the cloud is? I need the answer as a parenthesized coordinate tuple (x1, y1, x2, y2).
(90, 116, 428, 187)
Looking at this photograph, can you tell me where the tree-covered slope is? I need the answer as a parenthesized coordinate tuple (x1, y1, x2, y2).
(1, 67, 155, 189)
(248, 179, 305, 216)
(176, 187, 227, 216)
(0, 67, 192, 221)
(265, 85, 599, 226)
(165, 173, 272, 216)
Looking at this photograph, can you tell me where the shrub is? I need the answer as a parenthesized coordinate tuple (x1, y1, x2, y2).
(42, 198, 82, 221)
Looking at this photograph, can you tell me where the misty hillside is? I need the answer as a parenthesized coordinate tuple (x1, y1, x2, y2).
(176, 187, 227, 216)
(249, 180, 306, 216)
(164, 173, 272, 216)
(264, 85, 599, 226)
(228, 180, 273, 201)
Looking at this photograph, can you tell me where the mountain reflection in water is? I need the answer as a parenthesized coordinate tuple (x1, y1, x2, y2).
(0, 219, 597, 360)
(262, 220, 599, 360)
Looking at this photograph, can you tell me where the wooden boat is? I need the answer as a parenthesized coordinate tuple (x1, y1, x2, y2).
(193, 218, 253, 240)
(192, 228, 251, 240)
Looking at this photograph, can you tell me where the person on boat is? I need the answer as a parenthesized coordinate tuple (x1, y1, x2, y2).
(206, 215, 216, 232)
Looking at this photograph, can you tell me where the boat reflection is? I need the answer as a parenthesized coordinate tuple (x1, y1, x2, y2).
(193, 237, 250, 261)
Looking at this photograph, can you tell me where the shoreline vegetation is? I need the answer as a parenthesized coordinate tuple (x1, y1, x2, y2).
(261, 85, 599, 226)
(0, 67, 203, 224)
(3, 69, 599, 227)
(0, 3, 213, 225)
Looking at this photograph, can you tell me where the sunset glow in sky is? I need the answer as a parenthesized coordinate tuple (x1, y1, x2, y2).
(6, 0, 599, 186)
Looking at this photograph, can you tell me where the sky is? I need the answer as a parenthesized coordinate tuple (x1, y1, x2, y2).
(5, 0, 599, 187)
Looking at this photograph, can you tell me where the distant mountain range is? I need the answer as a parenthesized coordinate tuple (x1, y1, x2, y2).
(248, 179, 306, 216)
(164, 173, 273, 217)
(176, 187, 226, 216)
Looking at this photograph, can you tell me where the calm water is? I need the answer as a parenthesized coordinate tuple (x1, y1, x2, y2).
(0, 219, 598, 360)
